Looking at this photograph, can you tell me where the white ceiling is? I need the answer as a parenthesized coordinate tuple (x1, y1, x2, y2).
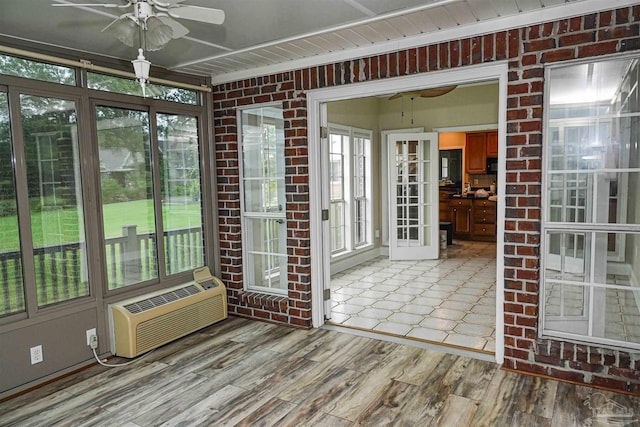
(0, 0, 633, 84)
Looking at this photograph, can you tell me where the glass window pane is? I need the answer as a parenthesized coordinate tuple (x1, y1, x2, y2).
(545, 232, 588, 282)
(544, 57, 640, 349)
(157, 113, 204, 276)
(96, 106, 157, 289)
(240, 106, 287, 294)
(601, 288, 640, 345)
(87, 72, 197, 104)
(0, 55, 76, 85)
(243, 218, 287, 291)
(0, 92, 25, 316)
(241, 108, 285, 213)
(21, 95, 88, 307)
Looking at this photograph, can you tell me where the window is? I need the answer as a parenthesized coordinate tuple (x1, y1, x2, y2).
(158, 113, 204, 276)
(0, 92, 24, 317)
(0, 54, 75, 86)
(88, 73, 197, 104)
(239, 105, 287, 294)
(328, 124, 373, 256)
(97, 107, 205, 290)
(329, 129, 348, 253)
(542, 56, 640, 349)
(0, 52, 211, 321)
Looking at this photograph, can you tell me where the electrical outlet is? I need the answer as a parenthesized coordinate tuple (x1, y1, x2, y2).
(30, 345, 43, 365)
(86, 328, 96, 346)
(375, 229, 380, 238)
(473, 178, 479, 185)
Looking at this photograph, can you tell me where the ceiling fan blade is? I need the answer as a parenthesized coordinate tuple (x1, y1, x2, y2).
(168, 5, 225, 25)
(388, 90, 423, 100)
(420, 85, 457, 97)
(52, 2, 125, 8)
(151, 0, 186, 5)
(157, 15, 189, 39)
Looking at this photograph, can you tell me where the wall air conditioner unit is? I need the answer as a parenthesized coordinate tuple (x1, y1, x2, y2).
(108, 268, 227, 358)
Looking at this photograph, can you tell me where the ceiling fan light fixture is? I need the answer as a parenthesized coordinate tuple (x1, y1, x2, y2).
(105, 16, 138, 48)
(145, 16, 173, 51)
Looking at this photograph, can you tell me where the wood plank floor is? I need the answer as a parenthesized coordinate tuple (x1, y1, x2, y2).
(1, 316, 639, 426)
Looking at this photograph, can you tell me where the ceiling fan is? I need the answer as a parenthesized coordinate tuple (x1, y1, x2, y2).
(52, 0, 226, 51)
(388, 85, 457, 100)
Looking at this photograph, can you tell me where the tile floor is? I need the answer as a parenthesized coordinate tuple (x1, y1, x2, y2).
(545, 273, 640, 344)
(329, 240, 497, 352)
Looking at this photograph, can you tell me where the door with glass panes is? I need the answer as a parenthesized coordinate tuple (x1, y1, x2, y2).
(388, 132, 439, 260)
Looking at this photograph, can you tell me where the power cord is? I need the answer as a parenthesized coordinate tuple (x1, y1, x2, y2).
(90, 334, 152, 367)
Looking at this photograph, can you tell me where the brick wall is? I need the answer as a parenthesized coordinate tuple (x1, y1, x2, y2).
(213, 5, 640, 392)
(213, 73, 312, 327)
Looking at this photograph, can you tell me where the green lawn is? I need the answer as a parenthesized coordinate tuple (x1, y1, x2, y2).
(0, 199, 202, 252)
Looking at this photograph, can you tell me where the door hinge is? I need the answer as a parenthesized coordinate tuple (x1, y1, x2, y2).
(321, 209, 329, 221)
(323, 288, 331, 301)
(320, 126, 328, 139)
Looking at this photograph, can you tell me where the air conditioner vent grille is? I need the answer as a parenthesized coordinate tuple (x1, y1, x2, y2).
(136, 295, 225, 355)
(124, 284, 201, 314)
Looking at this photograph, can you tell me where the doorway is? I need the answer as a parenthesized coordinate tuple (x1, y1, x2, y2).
(308, 64, 507, 363)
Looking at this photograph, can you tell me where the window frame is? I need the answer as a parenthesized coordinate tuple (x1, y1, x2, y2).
(237, 102, 288, 296)
(540, 54, 640, 350)
(91, 98, 210, 296)
(328, 123, 373, 258)
(0, 53, 215, 325)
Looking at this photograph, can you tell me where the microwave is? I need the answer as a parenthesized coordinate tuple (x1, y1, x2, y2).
(486, 157, 498, 173)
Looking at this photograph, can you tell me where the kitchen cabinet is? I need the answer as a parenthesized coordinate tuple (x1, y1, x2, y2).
(439, 188, 457, 221)
(472, 199, 497, 241)
(465, 131, 498, 173)
(486, 131, 498, 157)
(449, 197, 496, 241)
(465, 132, 487, 174)
(450, 198, 472, 238)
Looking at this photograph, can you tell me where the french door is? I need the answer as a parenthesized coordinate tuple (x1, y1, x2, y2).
(388, 133, 439, 260)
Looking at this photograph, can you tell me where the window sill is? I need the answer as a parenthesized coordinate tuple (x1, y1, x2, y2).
(331, 243, 375, 261)
(239, 291, 288, 313)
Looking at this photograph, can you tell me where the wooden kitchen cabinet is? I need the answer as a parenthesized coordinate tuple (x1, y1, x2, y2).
(486, 131, 498, 157)
(465, 132, 487, 173)
(465, 131, 498, 173)
(439, 188, 457, 221)
(472, 199, 497, 241)
(449, 198, 497, 241)
(450, 198, 472, 238)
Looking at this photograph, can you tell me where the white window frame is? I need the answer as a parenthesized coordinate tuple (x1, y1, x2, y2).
(238, 103, 288, 295)
(541, 54, 640, 350)
(328, 123, 373, 258)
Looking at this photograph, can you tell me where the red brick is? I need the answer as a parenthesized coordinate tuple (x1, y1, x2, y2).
(577, 40, 619, 57)
(549, 368, 585, 383)
(515, 361, 549, 376)
(417, 46, 428, 72)
(541, 48, 576, 63)
(592, 375, 628, 390)
(526, 38, 556, 52)
(505, 347, 529, 360)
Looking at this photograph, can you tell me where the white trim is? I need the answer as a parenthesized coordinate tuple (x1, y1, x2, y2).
(322, 323, 496, 362)
(309, 62, 508, 366)
(433, 123, 499, 133)
(330, 246, 382, 276)
(208, 0, 637, 84)
(237, 103, 289, 296)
